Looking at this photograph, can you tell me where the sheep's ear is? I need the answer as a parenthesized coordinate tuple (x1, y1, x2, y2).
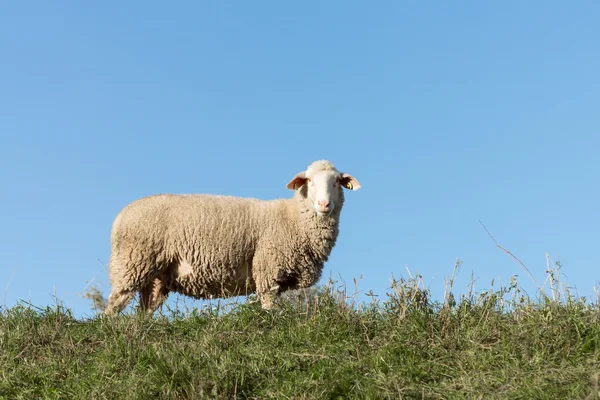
(286, 172, 307, 190)
(339, 173, 361, 190)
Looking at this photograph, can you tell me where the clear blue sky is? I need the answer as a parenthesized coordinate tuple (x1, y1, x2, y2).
(1, 2, 599, 318)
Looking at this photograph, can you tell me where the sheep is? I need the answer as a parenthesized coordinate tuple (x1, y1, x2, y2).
(104, 160, 361, 315)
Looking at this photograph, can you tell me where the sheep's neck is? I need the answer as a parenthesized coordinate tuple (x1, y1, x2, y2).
(295, 193, 343, 264)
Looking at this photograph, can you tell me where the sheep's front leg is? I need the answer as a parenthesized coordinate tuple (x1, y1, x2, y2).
(258, 284, 280, 309)
(252, 250, 281, 310)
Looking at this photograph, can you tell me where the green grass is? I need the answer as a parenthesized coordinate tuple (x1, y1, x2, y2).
(1, 268, 600, 399)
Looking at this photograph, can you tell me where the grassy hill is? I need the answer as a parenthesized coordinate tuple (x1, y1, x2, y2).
(1, 269, 600, 399)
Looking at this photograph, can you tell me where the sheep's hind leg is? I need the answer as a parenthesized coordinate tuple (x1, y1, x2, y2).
(139, 278, 169, 314)
(104, 289, 135, 316)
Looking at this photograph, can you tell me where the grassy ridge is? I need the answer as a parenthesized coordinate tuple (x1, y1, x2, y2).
(1, 274, 600, 399)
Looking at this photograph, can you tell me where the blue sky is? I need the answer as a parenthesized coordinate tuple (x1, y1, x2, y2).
(1, 2, 599, 318)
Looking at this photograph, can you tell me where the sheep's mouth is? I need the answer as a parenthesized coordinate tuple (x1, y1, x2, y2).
(315, 208, 333, 217)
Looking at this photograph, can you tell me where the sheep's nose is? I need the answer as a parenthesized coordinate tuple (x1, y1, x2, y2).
(317, 200, 330, 209)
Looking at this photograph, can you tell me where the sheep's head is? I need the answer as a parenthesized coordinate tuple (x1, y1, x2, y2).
(286, 160, 361, 217)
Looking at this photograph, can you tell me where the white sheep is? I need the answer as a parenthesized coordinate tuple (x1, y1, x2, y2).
(104, 160, 361, 315)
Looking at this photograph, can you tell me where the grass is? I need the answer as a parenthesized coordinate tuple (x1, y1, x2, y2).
(1, 262, 600, 399)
